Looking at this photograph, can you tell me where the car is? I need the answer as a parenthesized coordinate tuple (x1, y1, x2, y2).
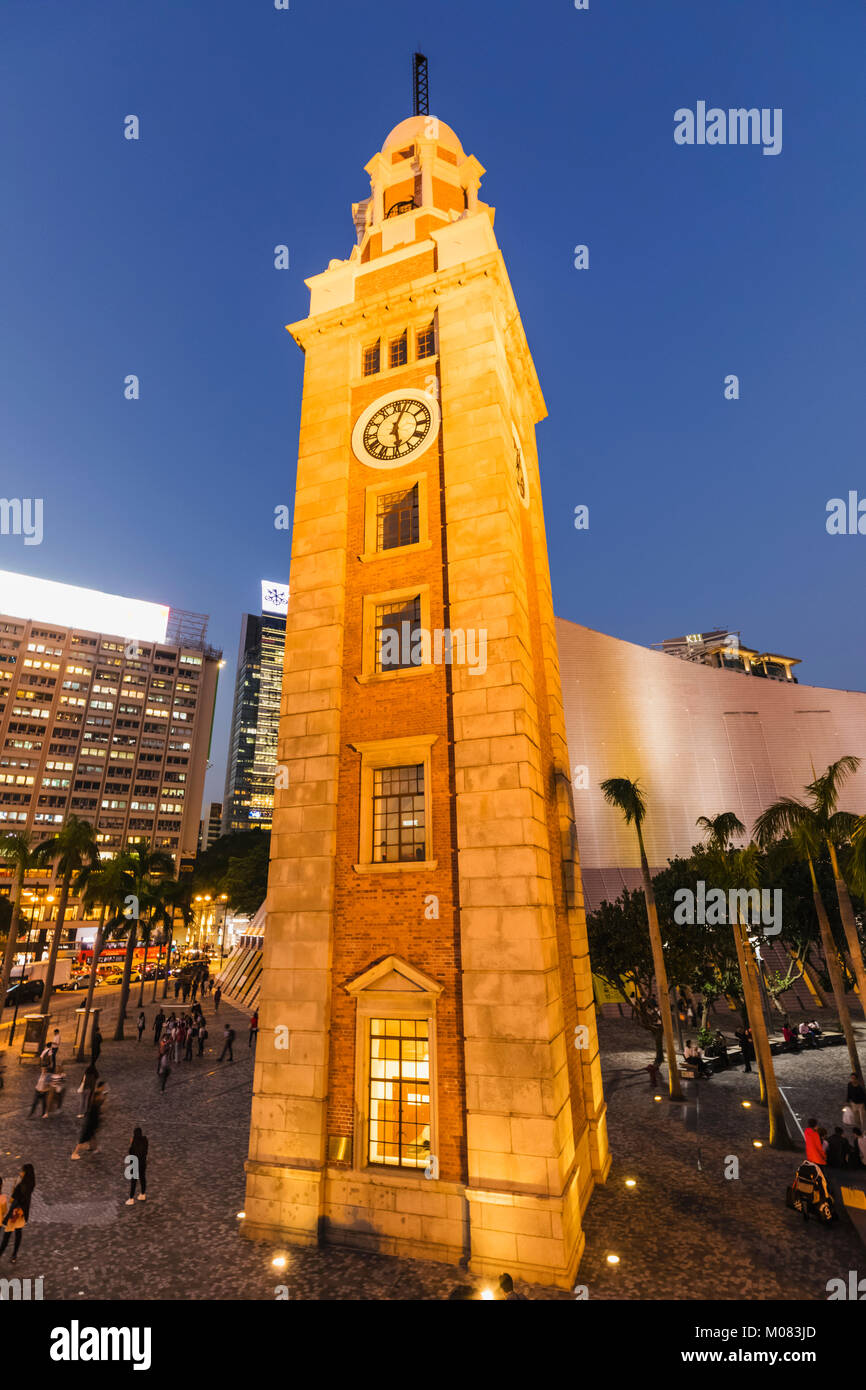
(3, 978, 44, 1009)
(99, 972, 125, 987)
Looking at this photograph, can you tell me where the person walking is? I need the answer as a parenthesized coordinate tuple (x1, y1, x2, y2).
(0, 1165, 35, 1265)
(184, 1024, 194, 1062)
(157, 1050, 171, 1093)
(213, 985, 221, 1013)
(218, 1023, 234, 1063)
(804, 1118, 827, 1167)
(173, 976, 181, 1000)
(152, 1009, 165, 1045)
(197, 1018, 208, 1057)
(77, 1063, 99, 1117)
(125, 1127, 148, 1204)
(49, 1027, 61, 1071)
(248, 1010, 258, 1048)
(846, 1073, 866, 1133)
(735, 1026, 753, 1073)
(136, 1010, 146, 1044)
(71, 1082, 106, 1159)
(46, 1065, 67, 1115)
(28, 1064, 51, 1118)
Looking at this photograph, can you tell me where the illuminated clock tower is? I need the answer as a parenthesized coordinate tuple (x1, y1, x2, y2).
(243, 109, 609, 1288)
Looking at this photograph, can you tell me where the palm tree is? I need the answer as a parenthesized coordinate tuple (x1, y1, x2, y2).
(113, 843, 174, 1039)
(33, 816, 98, 1010)
(158, 878, 194, 1000)
(697, 813, 794, 1149)
(754, 817, 862, 1083)
(754, 757, 866, 1019)
(75, 857, 129, 1061)
(600, 777, 683, 1100)
(0, 830, 39, 1030)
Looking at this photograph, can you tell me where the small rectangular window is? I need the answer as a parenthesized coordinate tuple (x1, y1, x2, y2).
(389, 333, 408, 369)
(372, 763, 425, 863)
(376, 484, 419, 552)
(375, 596, 421, 673)
(416, 323, 435, 359)
(368, 1017, 430, 1168)
(362, 342, 380, 377)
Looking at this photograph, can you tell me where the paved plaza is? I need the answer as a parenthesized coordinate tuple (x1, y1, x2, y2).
(0, 1001, 863, 1300)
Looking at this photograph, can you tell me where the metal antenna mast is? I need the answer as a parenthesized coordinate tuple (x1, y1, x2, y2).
(412, 52, 429, 116)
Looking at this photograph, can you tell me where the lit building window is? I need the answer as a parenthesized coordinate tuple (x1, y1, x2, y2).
(389, 332, 408, 369)
(372, 763, 425, 862)
(376, 484, 419, 552)
(362, 341, 380, 377)
(416, 323, 435, 359)
(368, 1018, 430, 1169)
(375, 596, 421, 672)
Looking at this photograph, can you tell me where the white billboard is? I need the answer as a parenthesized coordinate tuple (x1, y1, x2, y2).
(0, 570, 170, 643)
(261, 580, 289, 617)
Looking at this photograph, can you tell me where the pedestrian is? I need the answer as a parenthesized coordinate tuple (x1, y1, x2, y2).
(826, 1126, 853, 1169)
(712, 1030, 729, 1070)
(77, 1063, 99, 1117)
(214, 986, 221, 1013)
(0, 1164, 35, 1265)
(498, 1272, 527, 1301)
(173, 977, 180, 1000)
(197, 1019, 208, 1057)
(152, 1009, 165, 1045)
(90, 1025, 102, 1066)
(249, 1010, 258, 1048)
(136, 1010, 146, 1043)
(46, 1066, 66, 1114)
(49, 1026, 61, 1071)
(182, 982, 190, 1004)
(28, 1063, 51, 1118)
(71, 1082, 106, 1158)
(735, 1026, 753, 1073)
(804, 1118, 827, 1167)
(157, 1050, 171, 1092)
(644, 1059, 662, 1087)
(184, 1025, 194, 1062)
(846, 1073, 866, 1133)
(218, 1023, 235, 1063)
(125, 1127, 148, 1205)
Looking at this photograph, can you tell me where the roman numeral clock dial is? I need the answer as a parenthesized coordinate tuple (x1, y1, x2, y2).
(352, 388, 441, 469)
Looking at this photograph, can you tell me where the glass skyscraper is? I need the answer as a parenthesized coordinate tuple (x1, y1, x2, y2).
(221, 595, 286, 835)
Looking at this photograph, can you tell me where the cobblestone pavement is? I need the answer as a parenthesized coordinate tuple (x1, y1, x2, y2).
(1, 1002, 864, 1300)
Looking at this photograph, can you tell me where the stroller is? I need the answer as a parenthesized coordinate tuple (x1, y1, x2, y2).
(785, 1161, 837, 1224)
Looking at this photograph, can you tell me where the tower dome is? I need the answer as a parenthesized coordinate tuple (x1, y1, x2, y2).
(381, 114, 465, 160)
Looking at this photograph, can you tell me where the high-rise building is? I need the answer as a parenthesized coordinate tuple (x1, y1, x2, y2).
(221, 583, 287, 835)
(243, 114, 609, 1288)
(0, 571, 221, 934)
(198, 799, 223, 852)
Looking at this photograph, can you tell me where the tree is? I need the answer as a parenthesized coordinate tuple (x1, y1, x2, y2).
(33, 816, 98, 1010)
(158, 878, 194, 1000)
(112, 843, 174, 1039)
(755, 757, 866, 1021)
(599, 777, 683, 1100)
(75, 857, 130, 1062)
(0, 830, 39, 1027)
(754, 819, 862, 1082)
(696, 813, 794, 1149)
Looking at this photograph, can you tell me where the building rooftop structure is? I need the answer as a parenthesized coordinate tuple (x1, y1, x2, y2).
(653, 628, 800, 683)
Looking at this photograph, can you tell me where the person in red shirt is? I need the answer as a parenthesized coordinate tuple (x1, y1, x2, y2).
(804, 1119, 827, 1166)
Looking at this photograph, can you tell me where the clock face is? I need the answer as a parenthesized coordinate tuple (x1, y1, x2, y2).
(512, 424, 530, 508)
(352, 389, 441, 468)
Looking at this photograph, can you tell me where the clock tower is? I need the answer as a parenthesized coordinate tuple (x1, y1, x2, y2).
(243, 111, 609, 1288)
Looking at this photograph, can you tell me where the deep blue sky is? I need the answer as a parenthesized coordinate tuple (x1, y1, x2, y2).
(2, 0, 864, 807)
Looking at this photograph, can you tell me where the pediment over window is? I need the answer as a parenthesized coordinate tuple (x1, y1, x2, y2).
(344, 954, 443, 998)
